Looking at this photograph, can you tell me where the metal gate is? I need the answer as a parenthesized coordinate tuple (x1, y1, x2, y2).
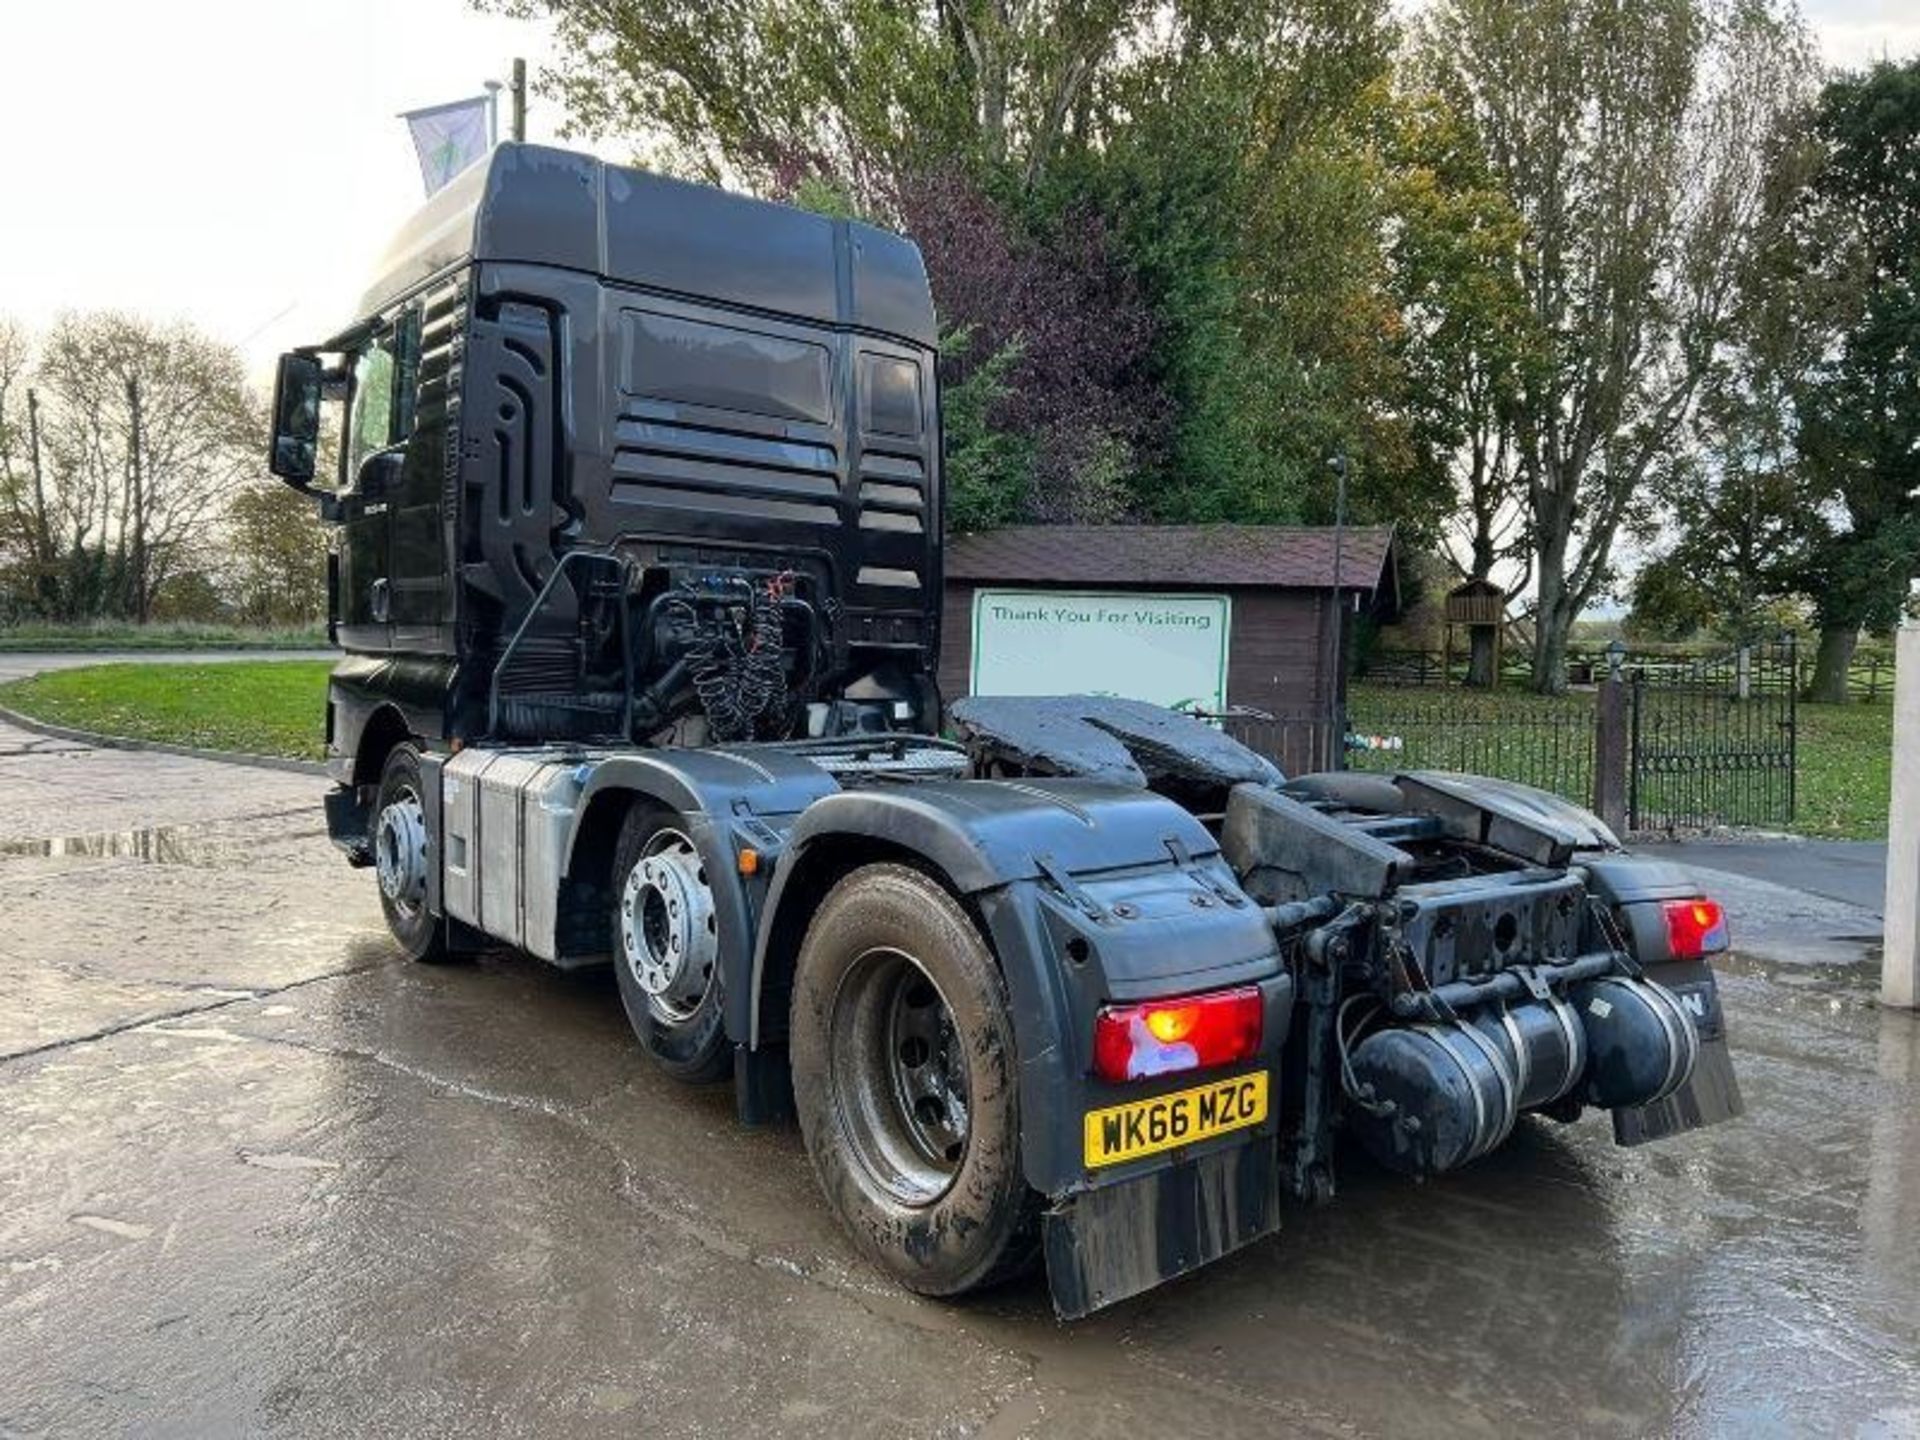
(1628, 636, 1797, 832)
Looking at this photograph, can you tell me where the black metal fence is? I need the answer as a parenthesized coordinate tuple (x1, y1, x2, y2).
(1345, 696, 1597, 804)
(1224, 638, 1799, 833)
(1223, 698, 1595, 808)
(1628, 638, 1797, 832)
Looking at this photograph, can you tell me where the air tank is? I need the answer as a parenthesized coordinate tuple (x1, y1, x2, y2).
(1344, 979, 1696, 1177)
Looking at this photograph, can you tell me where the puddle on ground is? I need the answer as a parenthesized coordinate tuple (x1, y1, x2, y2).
(1720, 946, 1883, 998)
(0, 821, 326, 866)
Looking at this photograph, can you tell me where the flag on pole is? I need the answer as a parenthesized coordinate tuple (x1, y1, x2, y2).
(401, 94, 495, 197)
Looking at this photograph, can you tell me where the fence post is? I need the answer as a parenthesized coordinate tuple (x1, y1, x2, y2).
(1593, 642, 1630, 836)
(1883, 622, 1920, 1009)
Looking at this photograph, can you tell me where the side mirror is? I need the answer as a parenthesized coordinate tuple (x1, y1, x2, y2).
(268, 352, 323, 484)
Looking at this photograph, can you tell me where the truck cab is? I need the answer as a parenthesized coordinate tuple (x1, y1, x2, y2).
(267, 144, 1741, 1319)
(272, 144, 944, 798)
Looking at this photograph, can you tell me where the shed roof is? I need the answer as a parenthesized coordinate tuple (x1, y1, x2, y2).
(947, 524, 1398, 598)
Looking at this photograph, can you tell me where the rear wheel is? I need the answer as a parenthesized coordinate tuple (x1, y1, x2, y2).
(790, 863, 1037, 1297)
(373, 743, 447, 963)
(611, 807, 730, 1083)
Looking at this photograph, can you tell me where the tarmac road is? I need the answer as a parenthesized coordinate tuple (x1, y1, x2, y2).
(2, 688, 1919, 1436)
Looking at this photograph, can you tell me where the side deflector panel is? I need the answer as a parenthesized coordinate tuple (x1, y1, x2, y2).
(949, 695, 1284, 792)
(459, 296, 570, 624)
(1394, 771, 1621, 865)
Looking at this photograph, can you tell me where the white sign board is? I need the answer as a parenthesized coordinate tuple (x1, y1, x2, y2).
(969, 589, 1231, 712)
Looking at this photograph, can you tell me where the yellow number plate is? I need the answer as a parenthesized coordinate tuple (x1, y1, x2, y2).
(1083, 1071, 1269, 1169)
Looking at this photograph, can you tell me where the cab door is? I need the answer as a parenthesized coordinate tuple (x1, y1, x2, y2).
(334, 312, 422, 653)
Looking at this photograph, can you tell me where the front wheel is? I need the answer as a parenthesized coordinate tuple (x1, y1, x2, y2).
(789, 863, 1038, 1297)
(372, 743, 447, 963)
(610, 807, 730, 1083)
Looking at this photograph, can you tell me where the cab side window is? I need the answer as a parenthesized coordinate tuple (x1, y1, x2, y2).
(343, 308, 423, 485)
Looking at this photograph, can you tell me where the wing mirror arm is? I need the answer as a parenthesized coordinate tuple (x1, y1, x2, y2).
(292, 482, 344, 525)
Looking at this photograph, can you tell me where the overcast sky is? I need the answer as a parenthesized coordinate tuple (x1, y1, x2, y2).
(2, 0, 1914, 383)
(0, 0, 597, 375)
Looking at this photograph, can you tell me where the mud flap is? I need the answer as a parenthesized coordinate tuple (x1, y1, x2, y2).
(1612, 964, 1743, 1146)
(324, 784, 372, 867)
(1043, 1139, 1279, 1319)
(1612, 1034, 1743, 1146)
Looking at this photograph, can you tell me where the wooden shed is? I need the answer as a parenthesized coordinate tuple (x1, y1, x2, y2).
(940, 524, 1400, 732)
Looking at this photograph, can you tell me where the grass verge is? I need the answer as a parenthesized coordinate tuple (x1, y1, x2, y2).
(1792, 700, 1893, 840)
(0, 621, 328, 652)
(0, 661, 331, 760)
(0, 664, 1893, 838)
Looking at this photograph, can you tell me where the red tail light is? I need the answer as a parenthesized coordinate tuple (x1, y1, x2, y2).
(1092, 986, 1263, 1084)
(1662, 898, 1730, 958)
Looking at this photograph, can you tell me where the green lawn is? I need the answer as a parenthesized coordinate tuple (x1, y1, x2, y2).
(1792, 699, 1894, 839)
(0, 661, 331, 759)
(0, 621, 327, 652)
(0, 662, 1895, 838)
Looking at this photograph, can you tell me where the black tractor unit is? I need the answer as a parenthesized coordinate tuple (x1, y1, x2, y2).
(269, 144, 1741, 1316)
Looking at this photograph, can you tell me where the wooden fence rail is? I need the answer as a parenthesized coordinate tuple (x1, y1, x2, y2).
(1360, 643, 1893, 702)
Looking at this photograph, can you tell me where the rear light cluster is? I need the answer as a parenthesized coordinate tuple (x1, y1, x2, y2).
(1662, 898, 1730, 958)
(1092, 986, 1263, 1084)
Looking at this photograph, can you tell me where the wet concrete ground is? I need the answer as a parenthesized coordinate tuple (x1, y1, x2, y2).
(3, 711, 1920, 1437)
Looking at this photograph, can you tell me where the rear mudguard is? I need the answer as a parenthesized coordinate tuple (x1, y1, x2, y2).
(752, 779, 1291, 1313)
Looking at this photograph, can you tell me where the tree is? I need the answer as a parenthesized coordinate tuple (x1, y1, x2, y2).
(893, 166, 1165, 523)
(1786, 59, 1920, 702)
(939, 329, 1032, 531)
(498, 0, 1160, 196)
(1066, 3, 1427, 530)
(505, 0, 1426, 535)
(0, 313, 257, 623)
(225, 483, 329, 625)
(1381, 86, 1543, 683)
(1417, 0, 1816, 691)
(1631, 127, 1820, 648)
(0, 319, 54, 616)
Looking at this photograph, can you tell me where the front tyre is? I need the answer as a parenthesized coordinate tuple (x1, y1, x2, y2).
(790, 863, 1038, 1297)
(372, 743, 446, 963)
(611, 807, 730, 1083)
